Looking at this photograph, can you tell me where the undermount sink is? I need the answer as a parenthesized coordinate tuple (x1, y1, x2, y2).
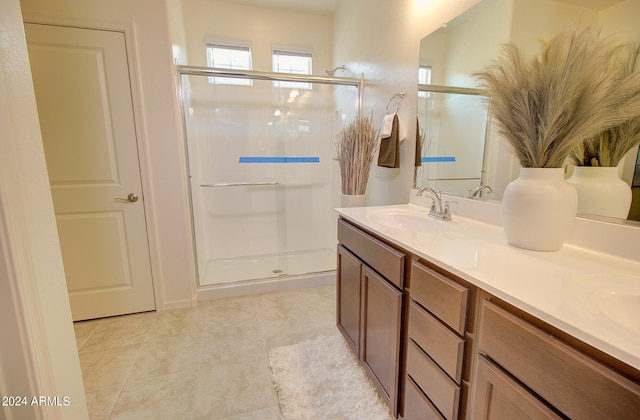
(590, 289, 640, 335)
(369, 211, 449, 233)
(573, 275, 640, 335)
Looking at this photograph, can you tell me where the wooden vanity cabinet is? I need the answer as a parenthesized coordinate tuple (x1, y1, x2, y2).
(337, 218, 406, 416)
(471, 299, 640, 420)
(336, 216, 640, 420)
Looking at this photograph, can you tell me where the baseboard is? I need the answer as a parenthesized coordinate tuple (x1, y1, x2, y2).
(159, 298, 196, 311)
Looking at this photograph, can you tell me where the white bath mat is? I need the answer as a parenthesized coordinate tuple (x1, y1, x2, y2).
(268, 334, 393, 420)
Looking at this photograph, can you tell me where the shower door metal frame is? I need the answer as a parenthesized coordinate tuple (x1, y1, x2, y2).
(176, 65, 364, 288)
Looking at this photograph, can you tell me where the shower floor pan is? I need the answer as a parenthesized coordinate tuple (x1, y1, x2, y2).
(199, 248, 335, 286)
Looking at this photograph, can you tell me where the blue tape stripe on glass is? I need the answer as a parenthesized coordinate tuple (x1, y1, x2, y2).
(239, 157, 320, 163)
(421, 156, 456, 163)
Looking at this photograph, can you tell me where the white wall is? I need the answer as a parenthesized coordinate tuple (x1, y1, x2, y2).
(599, 0, 640, 40)
(419, 29, 448, 85)
(1, 0, 88, 417)
(167, 0, 189, 64)
(182, 0, 333, 74)
(20, 0, 197, 310)
(446, 0, 513, 88)
(510, 0, 598, 53)
(333, 0, 481, 206)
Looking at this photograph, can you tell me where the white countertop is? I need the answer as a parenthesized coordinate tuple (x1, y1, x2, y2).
(336, 203, 640, 371)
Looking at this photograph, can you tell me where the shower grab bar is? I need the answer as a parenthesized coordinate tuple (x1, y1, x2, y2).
(200, 182, 278, 187)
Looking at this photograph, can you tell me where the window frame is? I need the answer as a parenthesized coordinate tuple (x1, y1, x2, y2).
(272, 48, 313, 90)
(205, 42, 253, 86)
(418, 65, 432, 99)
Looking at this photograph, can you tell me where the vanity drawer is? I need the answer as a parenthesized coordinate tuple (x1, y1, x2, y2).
(403, 375, 445, 420)
(478, 300, 640, 419)
(338, 218, 405, 288)
(410, 261, 468, 335)
(406, 339, 460, 420)
(408, 300, 465, 384)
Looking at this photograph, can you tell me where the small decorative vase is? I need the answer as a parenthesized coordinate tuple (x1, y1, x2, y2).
(566, 166, 632, 219)
(502, 168, 577, 251)
(341, 194, 366, 207)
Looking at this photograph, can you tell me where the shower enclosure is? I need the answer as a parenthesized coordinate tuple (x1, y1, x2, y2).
(177, 66, 362, 291)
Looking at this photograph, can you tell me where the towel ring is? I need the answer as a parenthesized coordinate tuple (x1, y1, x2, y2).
(386, 92, 405, 114)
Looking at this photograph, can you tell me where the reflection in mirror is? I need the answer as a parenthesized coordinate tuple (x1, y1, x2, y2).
(416, 85, 490, 198)
(416, 0, 640, 222)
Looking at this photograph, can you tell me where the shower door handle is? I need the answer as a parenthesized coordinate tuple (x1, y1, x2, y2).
(114, 193, 139, 203)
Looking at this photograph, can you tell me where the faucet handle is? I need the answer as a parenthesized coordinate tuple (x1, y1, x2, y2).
(428, 197, 436, 213)
(443, 200, 457, 221)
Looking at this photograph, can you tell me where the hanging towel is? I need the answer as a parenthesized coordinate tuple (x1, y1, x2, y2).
(378, 113, 400, 168)
(381, 113, 396, 137)
(415, 116, 422, 167)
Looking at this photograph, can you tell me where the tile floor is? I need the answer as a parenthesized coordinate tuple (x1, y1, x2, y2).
(73, 284, 338, 419)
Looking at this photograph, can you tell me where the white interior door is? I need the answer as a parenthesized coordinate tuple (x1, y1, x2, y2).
(25, 23, 155, 321)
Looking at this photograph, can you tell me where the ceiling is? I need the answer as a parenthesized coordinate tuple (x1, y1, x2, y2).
(215, 0, 343, 15)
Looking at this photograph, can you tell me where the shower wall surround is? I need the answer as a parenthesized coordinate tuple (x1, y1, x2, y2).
(180, 70, 360, 288)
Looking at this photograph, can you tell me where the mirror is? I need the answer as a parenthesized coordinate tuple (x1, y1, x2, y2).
(416, 0, 640, 221)
(415, 85, 490, 198)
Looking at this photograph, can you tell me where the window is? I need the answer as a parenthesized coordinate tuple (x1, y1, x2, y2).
(418, 65, 432, 98)
(418, 65, 432, 85)
(272, 49, 312, 89)
(206, 43, 252, 85)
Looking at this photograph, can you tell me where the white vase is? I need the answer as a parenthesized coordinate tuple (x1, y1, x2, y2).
(566, 166, 632, 219)
(341, 194, 366, 207)
(502, 168, 577, 251)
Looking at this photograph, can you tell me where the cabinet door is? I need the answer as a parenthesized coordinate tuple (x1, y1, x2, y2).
(404, 376, 445, 420)
(337, 245, 362, 355)
(471, 356, 561, 420)
(361, 265, 403, 414)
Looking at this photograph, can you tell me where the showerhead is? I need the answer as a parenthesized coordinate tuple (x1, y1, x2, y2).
(325, 65, 346, 76)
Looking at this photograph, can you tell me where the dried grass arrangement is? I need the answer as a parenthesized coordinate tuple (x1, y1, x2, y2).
(569, 41, 640, 167)
(336, 114, 379, 195)
(475, 26, 640, 168)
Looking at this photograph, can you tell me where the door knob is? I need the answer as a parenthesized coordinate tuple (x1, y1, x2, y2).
(114, 193, 139, 203)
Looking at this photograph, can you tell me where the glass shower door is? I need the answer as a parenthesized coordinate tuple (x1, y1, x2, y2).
(181, 72, 358, 286)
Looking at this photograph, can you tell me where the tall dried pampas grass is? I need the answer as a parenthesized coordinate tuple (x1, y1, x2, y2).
(336, 114, 379, 195)
(475, 26, 640, 168)
(569, 41, 640, 167)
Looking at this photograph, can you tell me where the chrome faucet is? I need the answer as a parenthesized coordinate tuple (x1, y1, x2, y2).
(416, 187, 452, 221)
(468, 184, 493, 199)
